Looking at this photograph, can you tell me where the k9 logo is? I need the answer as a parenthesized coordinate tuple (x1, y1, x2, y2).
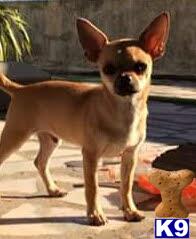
(155, 219, 189, 238)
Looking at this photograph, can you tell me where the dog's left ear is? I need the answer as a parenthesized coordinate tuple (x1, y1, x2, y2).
(77, 18, 108, 62)
(139, 12, 170, 60)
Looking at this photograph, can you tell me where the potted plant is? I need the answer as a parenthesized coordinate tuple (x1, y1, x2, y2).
(0, 5, 31, 61)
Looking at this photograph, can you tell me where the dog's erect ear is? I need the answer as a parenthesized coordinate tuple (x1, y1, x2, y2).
(139, 12, 170, 60)
(77, 18, 108, 62)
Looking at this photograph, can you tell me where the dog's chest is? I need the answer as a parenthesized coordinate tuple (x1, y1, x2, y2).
(101, 107, 144, 157)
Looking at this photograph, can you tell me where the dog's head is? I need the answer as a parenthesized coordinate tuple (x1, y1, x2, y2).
(77, 13, 170, 97)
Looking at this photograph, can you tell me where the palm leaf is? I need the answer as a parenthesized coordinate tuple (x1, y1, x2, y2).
(0, 40, 4, 61)
(21, 41, 31, 55)
(4, 18, 22, 61)
(13, 19, 31, 44)
(0, 6, 31, 61)
(9, 15, 31, 55)
(6, 10, 27, 25)
(0, 33, 8, 60)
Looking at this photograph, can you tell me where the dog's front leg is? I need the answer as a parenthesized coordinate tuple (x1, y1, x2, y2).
(121, 146, 145, 221)
(82, 148, 108, 226)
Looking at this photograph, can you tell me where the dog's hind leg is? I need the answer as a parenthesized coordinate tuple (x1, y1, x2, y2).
(34, 132, 66, 197)
(0, 124, 31, 166)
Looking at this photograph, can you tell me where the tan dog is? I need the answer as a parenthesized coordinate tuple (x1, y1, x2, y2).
(0, 12, 170, 226)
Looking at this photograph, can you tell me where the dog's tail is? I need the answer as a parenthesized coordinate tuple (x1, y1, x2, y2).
(0, 73, 22, 96)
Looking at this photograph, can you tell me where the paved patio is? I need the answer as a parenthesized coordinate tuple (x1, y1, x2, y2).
(0, 78, 196, 238)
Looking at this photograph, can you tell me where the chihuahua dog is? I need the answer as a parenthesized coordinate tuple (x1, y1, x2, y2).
(0, 12, 170, 226)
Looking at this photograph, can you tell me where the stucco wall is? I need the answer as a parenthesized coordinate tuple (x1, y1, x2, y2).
(4, 0, 196, 75)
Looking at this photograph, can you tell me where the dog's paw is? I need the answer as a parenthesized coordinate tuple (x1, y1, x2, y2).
(123, 209, 145, 222)
(88, 211, 108, 226)
(48, 187, 67, 197)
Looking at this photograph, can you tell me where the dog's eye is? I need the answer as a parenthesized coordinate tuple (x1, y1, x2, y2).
(133, 62, 147, 74)
(103, 64, 117, 75)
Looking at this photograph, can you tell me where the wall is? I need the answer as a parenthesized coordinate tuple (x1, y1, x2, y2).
(4, 0, 196, 75)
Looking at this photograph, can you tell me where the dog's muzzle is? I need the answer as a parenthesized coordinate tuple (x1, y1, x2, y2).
(114, 74, 138, 96)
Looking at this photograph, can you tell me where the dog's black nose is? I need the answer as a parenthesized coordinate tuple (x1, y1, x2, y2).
(121, 74, 132, 85)
(115, 74, 136, 96)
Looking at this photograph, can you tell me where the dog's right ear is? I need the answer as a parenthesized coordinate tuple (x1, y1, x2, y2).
(77, 18, 108, 62)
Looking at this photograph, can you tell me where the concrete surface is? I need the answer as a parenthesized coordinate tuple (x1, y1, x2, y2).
(0, 87, 196, 238)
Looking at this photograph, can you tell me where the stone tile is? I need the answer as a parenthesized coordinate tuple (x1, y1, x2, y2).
(51, 154, 82, 166)
(1, 153, 26, 162)
(147, 126, 177, 134)
(133, 192, 155, 204)
(173, 132, 196, 142)
(62, 186, 154, 211)
(0, 178, 38, 194)
(17, 150, 37, 161)
(1, 203, 86, 236)
(182, 107, 196, 115)
(149, 137, 186, 145)
(0, 203, 134, 237)
(148, 101, 183, 113)
(0, 221, 63, 237)
(151, 114, 196, 124)
(148, 119, 186, 131)
(147, 131, 169, 138)
(55, 174, 83, 186)
(1, 160, 36, 176)
(19, 141, 39, 154)
(63, 187, 120, 210)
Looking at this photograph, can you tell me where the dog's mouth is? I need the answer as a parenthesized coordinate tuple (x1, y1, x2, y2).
(114, 78, 139, 96)
(115, 88, 139, 96)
